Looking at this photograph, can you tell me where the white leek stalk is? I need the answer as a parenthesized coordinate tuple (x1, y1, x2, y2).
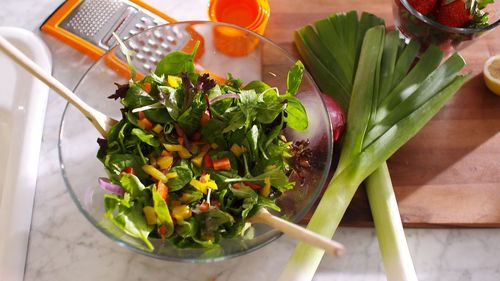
(366, 162, 417, 281)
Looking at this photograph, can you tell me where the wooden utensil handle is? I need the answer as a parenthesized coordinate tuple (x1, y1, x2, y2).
(0, 35, 97, 121)
(252, 208, 345, 256)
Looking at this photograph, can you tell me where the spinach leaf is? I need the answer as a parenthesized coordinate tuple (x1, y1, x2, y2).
(229, 187, 258, 219)
(177, 94, 205, 136)
(264, 122, 283, 149)
(122, 84, 156, 108)
(159, 86, 182, 120)
(257, 196, 281, 212)
(152, 186, 174, 237)
(256, 89, 284, 124)
(116, 204, 154, 250)
(238, 89, 259, 127)
(167, 164, 193, 191)
(144, 108, 172, 123)
(201, 118, 226, 143)
(177, 190, 203, 204)
(208, 85, 232, 114)
(154, 42, 199, 76)
(104, 193, 131, 216)
(119, 174, 146, 198)
(204, 208, 234, 233)
(221, 220, 246, 238)
(131, 128, 160, 147)
(287, 60, 305, 95)
(243, 80, 271, 92)
(104, 153, 148, 180)
(175, 219, 196, 238)
(222, 111, 246, 133)
(284, 95, 308, 131)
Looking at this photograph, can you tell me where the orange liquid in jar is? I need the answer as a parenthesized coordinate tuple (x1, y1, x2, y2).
(213, 0, 260, 28)
(208, 0, 270, 56)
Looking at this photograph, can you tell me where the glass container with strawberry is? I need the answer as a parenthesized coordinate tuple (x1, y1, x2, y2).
(393, 0, 500, 55)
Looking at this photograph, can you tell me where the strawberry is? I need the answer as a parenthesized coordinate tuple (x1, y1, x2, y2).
(437, 0, 473, 27)
(407, 0, 439, 15)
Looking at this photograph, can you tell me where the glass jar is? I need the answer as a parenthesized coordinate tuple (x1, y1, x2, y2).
(208, 0, 270, 56)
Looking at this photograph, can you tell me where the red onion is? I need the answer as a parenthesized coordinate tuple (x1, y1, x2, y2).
(98, 177, 125, 196)
(320, 93, 346, 142)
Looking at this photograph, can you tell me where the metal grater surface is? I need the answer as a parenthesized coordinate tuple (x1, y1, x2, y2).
(115, 24, 191, 74)
(59, 0, 171, 51)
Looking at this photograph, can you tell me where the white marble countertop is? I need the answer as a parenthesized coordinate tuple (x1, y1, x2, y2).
(2, 0, 500, 280)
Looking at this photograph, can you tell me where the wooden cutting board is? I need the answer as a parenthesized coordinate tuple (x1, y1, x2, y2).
(266, 0, 500, 227)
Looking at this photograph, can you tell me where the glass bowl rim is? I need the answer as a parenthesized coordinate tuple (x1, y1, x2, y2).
(57, 20, 333, 262)
(398, 0, 500, 34)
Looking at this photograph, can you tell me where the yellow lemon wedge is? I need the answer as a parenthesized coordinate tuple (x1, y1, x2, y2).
(483, 55, 500, 96)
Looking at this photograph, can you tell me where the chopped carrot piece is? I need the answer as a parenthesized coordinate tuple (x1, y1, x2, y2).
(199, 201, 210, 212)
(157, 181, 168, 201)
(120, 166, 135, 176)
(138, 118, 153, 131)
(244, 181, 262, 190)
(158, 224, 167, 236)
(204, 154, 213, 168)
(213, 157, 231, 171)
(200, 110, 211, 126)
(142, 82, 152, 93)
(138, 111, 146, 120)
(175, 125, 185, 138)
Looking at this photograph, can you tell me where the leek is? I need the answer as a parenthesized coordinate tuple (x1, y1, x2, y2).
(279, 11, 467, 281)
(367, 163, 417, 281)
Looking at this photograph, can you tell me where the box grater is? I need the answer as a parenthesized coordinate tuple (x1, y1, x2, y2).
(41, 0, 202, 76)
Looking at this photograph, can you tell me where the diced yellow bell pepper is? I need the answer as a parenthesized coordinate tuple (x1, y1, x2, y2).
(157, 154, 174, 170)
(191, 144, 211, 167)
(191, 154, 204, 167)
(142, 165, 168, 182)
(167, 75, 182, 88)
(166, 172, 178, 179)
(179, 193, 192, 203)
(260, 176, 271, 197)
(171, 205, 192, 221)
(152, 124, 163, 134)
(205, 180, 218, 190)
(230, 143, 244, 157)
(163, 144, 192, 159)
(190, 178, 207, 194)
(190, 174, 219, 194)
(177, 148, 192, 159)
(143, 206, 157, 225)
(163, 144, 182, 152)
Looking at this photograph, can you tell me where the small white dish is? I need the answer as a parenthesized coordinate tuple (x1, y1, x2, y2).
(0, 27, 51, 281)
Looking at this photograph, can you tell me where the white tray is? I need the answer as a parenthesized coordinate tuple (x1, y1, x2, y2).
(0, 27, 51, 281)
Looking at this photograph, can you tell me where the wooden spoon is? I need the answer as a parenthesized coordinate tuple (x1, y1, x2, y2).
(0, 35, 117, 137)
(250, 208, 345, 256)
(0, 35, 345, 256)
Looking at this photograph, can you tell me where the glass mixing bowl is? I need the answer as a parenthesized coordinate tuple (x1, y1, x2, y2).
(58, 21, 332, 262)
